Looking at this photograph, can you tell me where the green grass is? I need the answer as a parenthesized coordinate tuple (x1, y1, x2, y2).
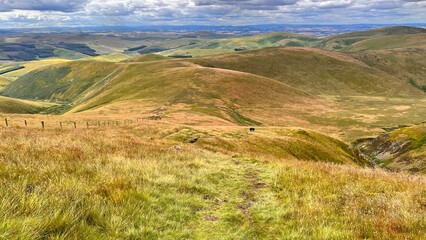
(354, 124, 426, 173)
(317, 26, 426, 51)
(126, 54, 168, 62)
(162, 32, 318, 57)
(1, 61, 119, 102)
(0, 76, 11, 88)
(191, 47, 422, 97)
(2, 46, 426, 142)
(0, 96, 57, 114)
(0, 125, 424, 239)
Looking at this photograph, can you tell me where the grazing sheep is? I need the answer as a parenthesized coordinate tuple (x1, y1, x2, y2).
(171, 145, 182, 150)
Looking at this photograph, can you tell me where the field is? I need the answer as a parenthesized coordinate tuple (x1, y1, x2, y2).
(0, 26, 426, 239)
(0, 122, 425, 239)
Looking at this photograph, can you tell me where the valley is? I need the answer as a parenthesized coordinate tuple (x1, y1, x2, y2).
(0, 26, 425, 239)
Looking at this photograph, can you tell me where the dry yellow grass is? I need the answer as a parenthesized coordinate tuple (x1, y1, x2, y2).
(0, 119, 425, 239)
(2, 58, 71, 81)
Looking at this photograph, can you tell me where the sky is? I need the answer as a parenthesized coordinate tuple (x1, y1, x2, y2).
(0, 0, 425, 28)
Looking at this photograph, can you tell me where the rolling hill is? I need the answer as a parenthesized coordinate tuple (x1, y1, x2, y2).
(160, 32, 318, 57)
(0, 95, 56, 114)
(1, 44, 426, 138)
(1, 61, 119, 102)
(191, 47, 423, 97)
(317, 26, 426, 51)
(0, 27, 426, 239)
(0, 56, 320, 125)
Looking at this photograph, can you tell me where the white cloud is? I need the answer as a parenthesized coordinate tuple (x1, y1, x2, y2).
(0, 0, 424, 27)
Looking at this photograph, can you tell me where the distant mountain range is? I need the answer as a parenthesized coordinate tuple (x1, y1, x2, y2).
(1, 23, 425, 36)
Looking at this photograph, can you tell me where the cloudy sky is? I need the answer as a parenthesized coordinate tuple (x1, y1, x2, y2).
(0, 0, 425, 28)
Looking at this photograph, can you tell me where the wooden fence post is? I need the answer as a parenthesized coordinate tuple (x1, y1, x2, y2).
(41, 121, 45, 129)
(74, 122, 77, 129)
(24, 120, 27, 126)
(4, 118, 8, 127)
(86, 121, 89, 129)
(60, 122, 63, 128)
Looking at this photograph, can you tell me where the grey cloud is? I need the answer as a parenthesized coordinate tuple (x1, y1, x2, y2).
(0, 0, 88, 12)
(194, 0, 299, 10)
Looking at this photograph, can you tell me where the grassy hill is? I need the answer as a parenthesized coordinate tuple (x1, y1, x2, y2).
(167, 126, 369, 166)
(1, 61, 119, 102)
(191, 47, 422, 97)
(0, 124, 424, 239)
(347, 44, 426, 92)
(2, 45, 426, 140)
(125, 54, 169, 62)
(355, 124, 426, 173)
(0, 96, 56, 114)
(0, 76, 10, 88)
(0, 56, 319, 125)
(1, 58, 71, 81)
(1, 28, 426, 238)
(70, 60, 318, 126)
(317, 26, 426, 51)
(161, 32, 318, 57)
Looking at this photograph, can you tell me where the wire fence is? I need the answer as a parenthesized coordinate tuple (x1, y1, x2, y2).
(2, 117, 150, 129)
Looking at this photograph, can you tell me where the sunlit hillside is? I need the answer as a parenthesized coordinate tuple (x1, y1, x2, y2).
(0, 25, 425, 239)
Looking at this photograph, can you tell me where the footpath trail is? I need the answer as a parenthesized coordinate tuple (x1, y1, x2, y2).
(191, 154, 286, 239)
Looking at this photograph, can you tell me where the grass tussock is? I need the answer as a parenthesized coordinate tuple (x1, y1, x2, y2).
(0, 124, 425, 239)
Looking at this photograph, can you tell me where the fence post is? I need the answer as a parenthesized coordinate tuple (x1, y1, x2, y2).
(74, 122, 77, 129)
(24, 120, 27, 126)
(4, 118, 8, 127)
(86, 121, 89, 129)
(41, 121, 45, 129)
(60, 122, 63, 128)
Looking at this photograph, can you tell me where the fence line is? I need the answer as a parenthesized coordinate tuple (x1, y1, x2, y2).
(1, 117, 150, 129)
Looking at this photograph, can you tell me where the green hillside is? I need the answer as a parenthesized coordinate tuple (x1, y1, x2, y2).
(70, 60, 317, 126)
(1, 61, 119, 102)
(355, 124, 426, 173)
(317, 26, 426, 51)
(0, 76, 10, 88)
(0, 96, 56, 114)
(350, 49, 426, 88)
(1, 125, 423, 239)
(161, 32, 318, 57)
(126, 54, 169, 62)
(168, 126, 369, 166)
(191, 47, 422, 97)
(2, 45, 426, 140)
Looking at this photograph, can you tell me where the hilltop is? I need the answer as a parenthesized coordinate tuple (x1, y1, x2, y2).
(1, 43, 426, 140)
(317, 26, 426, 51)
(191, 47, 422, 97)
(0, 26, 425, 239)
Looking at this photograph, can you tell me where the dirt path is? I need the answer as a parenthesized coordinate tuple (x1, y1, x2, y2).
(192, 156, 283, 239)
